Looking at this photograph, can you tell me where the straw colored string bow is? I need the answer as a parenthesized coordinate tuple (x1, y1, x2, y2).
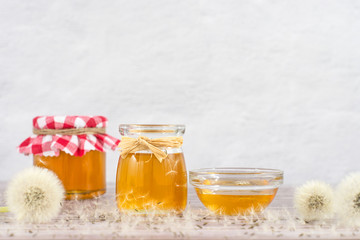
(118, 136, 183, 163)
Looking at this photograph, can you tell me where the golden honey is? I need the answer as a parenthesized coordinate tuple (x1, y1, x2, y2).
(34, 150, 106, 200)
(116, 152, 187, 212)
(195, 188, 277, 215)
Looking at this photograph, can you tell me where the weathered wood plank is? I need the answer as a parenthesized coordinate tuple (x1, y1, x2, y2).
(0, 182, 359, 239)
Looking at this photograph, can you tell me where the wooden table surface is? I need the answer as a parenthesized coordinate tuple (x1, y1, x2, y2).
(0, 182, 359, 240)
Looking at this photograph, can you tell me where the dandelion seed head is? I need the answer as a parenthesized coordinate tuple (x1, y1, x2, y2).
(308, 195, 325, 210)
(6, 167, 64, 223)
(336, 172, 360, 226)
(294, 180, 334, 221)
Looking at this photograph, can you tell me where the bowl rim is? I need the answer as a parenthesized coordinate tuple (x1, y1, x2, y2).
(189, 167, 283, 176)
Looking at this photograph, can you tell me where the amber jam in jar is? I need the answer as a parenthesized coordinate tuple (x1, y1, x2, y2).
(116, 124, 187, 213)
(34, 151, 106, 200)
(18, 116, 120, 200)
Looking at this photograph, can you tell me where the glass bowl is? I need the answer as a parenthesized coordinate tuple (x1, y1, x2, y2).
(189, 168, 284, 215)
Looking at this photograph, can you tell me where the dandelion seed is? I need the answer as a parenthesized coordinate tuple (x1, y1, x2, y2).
(6, 167, 64, 223)
(336, 172, 360, 226)
(165, 170, 177, 176)
(294, 180, 334, 221)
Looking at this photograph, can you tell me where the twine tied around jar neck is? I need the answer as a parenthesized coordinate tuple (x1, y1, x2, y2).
(33, 127, 106, 135)
(118, 136, 183, 163)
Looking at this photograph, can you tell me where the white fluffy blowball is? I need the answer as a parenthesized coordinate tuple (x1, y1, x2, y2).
(294, 180, 334, 222)
(6, 167, 65, 223)
(336, 172, 360, 226)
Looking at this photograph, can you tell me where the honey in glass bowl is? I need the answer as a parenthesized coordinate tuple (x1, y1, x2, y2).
(190, 168, 283, 215)
(116, 124, 187, 213)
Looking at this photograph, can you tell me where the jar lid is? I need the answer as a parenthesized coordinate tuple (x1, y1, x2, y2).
(33, 116, 107, 130)
(18, 116, 120, 157)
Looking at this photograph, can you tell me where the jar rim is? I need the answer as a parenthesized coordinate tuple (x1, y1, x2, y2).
(119, 124, 185, 127)
(119, 124, 185, 134)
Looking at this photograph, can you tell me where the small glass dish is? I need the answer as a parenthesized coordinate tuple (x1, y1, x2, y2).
(189, 168, 283, 215)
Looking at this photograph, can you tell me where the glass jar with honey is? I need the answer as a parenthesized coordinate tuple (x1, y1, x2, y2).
(116, 124, 187, 213)
(18, 116, 120, 200)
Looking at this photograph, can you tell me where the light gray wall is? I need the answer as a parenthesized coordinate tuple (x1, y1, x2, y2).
(1, 0, 360, 185)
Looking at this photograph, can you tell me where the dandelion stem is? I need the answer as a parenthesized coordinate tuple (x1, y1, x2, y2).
(0, 206, 9, 213)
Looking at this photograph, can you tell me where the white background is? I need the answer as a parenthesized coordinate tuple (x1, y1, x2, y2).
(1, 0, 360, 185)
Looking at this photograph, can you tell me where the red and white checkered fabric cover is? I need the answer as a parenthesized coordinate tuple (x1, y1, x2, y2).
(18, 116, 120, 157)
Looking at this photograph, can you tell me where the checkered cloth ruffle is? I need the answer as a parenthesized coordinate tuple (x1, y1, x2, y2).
(18, 116, 120, 157)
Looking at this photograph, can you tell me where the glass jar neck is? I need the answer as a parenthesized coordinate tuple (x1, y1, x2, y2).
(119, 124, 185, 138)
